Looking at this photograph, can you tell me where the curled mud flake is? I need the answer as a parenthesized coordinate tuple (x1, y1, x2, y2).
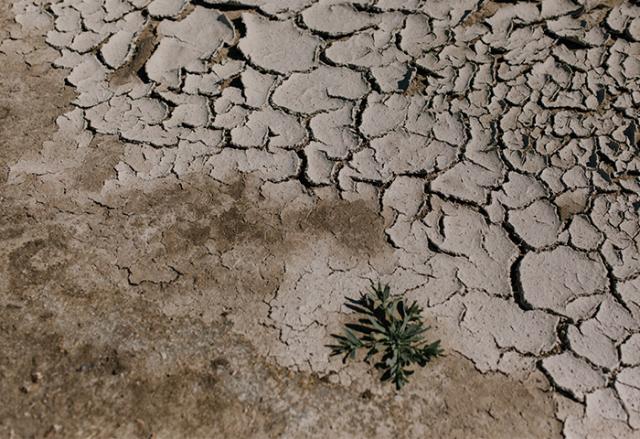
(101, 30, 136, 70)
(110, 25, 156, 86)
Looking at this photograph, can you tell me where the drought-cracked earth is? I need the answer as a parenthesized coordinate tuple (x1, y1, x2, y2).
(1, 0, 640, 438)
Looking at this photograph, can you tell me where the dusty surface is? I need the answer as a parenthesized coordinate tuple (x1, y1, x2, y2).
(1, 0, 639, 438)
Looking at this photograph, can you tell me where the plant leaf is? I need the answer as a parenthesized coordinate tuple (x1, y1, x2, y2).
(329, 282, 443, 390)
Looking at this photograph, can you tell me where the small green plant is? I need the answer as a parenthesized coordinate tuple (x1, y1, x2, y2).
(328, 282, 443, 390)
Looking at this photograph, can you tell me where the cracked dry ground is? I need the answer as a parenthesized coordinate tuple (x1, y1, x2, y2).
(1, 0, 640, 438)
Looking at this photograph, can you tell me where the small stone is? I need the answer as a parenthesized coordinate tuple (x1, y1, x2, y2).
(31, 371, 43, 383)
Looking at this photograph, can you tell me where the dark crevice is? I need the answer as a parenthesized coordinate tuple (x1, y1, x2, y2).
(510, 255, 533, 311)
(136, 64, 151, 83)
(226, 45, 246, 62)
(543, 29, 593, 50)
(294, 150, 316, 190)
(602, 256, 634, 315)
(191, 0, 266, 16)
(228, 76, 243, 89)
(231, 16, 247, 38)
(397, 66, 415, 92)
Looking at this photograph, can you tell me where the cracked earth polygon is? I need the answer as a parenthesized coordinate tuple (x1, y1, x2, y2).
(1, 0, 639, 438)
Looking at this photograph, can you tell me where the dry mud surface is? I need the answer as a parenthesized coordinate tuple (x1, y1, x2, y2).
(1, 0, 639, 438)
